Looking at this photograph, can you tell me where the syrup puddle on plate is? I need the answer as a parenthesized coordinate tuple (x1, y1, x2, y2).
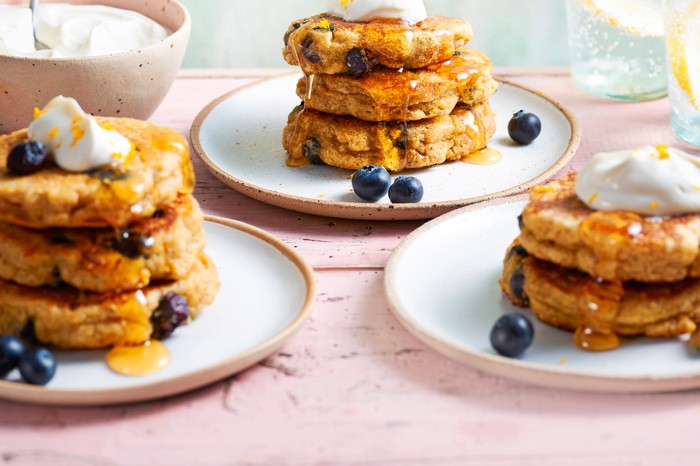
(461, 147, 502, 165)
(106, 340, 170, 376)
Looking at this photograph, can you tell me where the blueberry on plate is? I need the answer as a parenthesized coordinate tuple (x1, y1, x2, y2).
(18, 347, 56, 385)
(7, 141, 50, 175)
(490, 312, 534, 358)
(351, 165, 391, 202)
(0, 335, 25, 378)
(508, 110, 542, 145)
(388, 176, 424, 204)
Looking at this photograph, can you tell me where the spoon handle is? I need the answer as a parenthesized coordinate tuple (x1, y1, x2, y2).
(29, 0, 39, 30)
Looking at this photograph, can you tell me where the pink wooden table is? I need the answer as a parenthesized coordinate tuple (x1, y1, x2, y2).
(1, 68, 699, 466)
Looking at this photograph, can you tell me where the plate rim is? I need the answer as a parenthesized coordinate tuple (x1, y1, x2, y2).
(190, 71, 582, 221)
(0, 215, 316, 406)
(384, 196, 700, 393)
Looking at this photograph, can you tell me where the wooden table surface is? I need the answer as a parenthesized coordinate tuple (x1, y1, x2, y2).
(1, 68, 699, 466)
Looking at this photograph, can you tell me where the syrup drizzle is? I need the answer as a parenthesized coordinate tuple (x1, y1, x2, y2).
(572, 212, 644, 351)
(461, 147, 501, 165)
(574, 278, 623, 351)
(106, 340, 170, 376)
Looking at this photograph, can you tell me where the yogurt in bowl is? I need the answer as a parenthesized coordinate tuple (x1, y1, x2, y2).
(0, 0, 191, 134)
(0, 3, 171, 58)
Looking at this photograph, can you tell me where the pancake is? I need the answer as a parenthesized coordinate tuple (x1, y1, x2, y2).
(283, 14, 473, 75)
(297, 48, 497, 122)
(0, 254, 219, 349)
(500, 240, 700, 349)
(282, 101, 496, 172)
(0, 194, 205, 292)
(0, 117, 195, 229)
(519, 173, 700, 283)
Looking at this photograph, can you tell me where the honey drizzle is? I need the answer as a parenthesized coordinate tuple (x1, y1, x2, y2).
(574, 278, 623, 351)
(461, 147, 501, 165)
(285, 28, 312, 168)
(573, 212, 644, 351)
(106, 340, 170, 376)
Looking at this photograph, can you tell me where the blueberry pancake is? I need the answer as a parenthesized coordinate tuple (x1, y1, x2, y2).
(0, 117, 195, 229)
(501, 240, 700, 342)
(0, 254, 219, 349)
(297, 48, 497, 122)
(283, 14, 473, 75)
(519, 173, 700, 283)
(0, 194, 205, 292)
(282, 101, 496, 172)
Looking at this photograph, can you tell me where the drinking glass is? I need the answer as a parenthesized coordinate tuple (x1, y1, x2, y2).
(664, 0, 700, 147)
(566, 0, 668, 101)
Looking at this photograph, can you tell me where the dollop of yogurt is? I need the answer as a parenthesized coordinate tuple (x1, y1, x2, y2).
(326, 0, 427, 25)
(28, 96, 132, 172)
(0, 4, 169, 58)
(575, 145, 700, 215)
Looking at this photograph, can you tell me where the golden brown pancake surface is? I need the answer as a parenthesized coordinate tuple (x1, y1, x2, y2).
(0, 117, 195, 229)
(0, 254, 219, 349)
(283, 14, 473, 75)
(282, 101, 496, 172)
(297, 48, 497, 121)
(0, 194, 205, 292)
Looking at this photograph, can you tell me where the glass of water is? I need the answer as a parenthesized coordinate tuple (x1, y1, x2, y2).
(664, 0, 700, 147)
(566, 0, 667, 102)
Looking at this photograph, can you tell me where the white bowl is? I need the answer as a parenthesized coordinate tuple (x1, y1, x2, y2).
(0, 0, 191, 133)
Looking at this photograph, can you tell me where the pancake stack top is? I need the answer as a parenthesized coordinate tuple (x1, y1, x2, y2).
(0, 97, 219, 349)
(500, 146, 700, 352)
(281, 3, 498, 172)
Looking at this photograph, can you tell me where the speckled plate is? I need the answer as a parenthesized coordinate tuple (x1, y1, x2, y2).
(190, 72, 580, 221)
(0, 217, 315, 406)
(385, 197, 700, 393)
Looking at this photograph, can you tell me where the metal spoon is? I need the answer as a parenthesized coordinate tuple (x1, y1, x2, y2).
(29, 0, 49, 50)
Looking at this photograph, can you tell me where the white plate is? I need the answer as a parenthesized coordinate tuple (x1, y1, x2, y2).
(0, 217, 315, 406)
(385, 197, 700, 393)
(191, 72, 580, 221)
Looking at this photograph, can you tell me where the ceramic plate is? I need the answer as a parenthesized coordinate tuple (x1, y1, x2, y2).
(190, 72, 580, 221)
(0, 217, 315, 406)
(385, 197, 700, 393)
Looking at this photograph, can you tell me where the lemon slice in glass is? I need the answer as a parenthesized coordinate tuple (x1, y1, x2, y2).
(581, 0, 664, 36)
(667, 10, 700, 109)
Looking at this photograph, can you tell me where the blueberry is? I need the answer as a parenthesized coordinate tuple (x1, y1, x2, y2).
(0, 335, 25, 378)
(508, 110, 542, 145)
(302, 137, 324, 165)
(509, 265, 528, 304)
(505, 243, 529, 261)
(110, 230, 154, 259)
(20, 320, 39, 346)
(352, 165, 391, 202)
(6, 141, 49, 175)
(346, 48, 376, 76)
(392, 122, 409, 150)
(490, 313, 534, 358)
(388, 176, 424, 204)
(301, 36, 321, 63)
(18, 348, 56, 385)
(284, 21, 301, 46)
(151, 292, 190, 340)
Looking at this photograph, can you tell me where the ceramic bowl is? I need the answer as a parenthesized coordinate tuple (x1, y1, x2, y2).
(0, 0, 191, 134)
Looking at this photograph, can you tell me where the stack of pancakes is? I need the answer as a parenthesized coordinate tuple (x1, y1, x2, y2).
(500, 173, 700, 351)
(281, 13, 498, 172)
(0, 118, 219, 349)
